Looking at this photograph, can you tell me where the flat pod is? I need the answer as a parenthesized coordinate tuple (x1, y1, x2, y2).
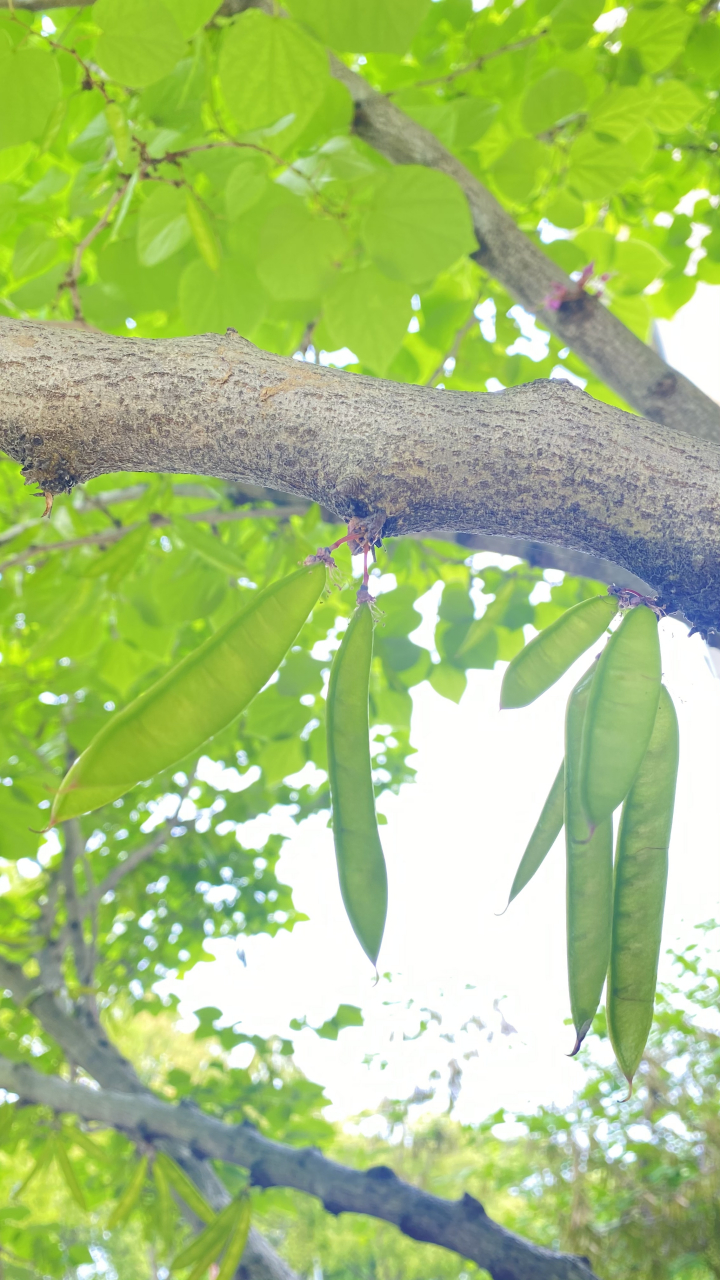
(565, 663, 613, 1054)
(580, 603, 661, 828)
(506, 760, 564, 906)
(501, 594, 617, 709)
(52, 563, 326, 822)
(326, 602, 387, 964)
(608, 684, 678, 1088)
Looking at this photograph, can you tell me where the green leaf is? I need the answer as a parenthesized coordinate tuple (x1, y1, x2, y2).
(550, 0, 603, 50)
(52, 1135, 87, 1211)
(11, 225, 62, 282)
(323, 265, 412, 373)
(429, 662, 467, 703)
(179, 254, 266, 336)
(258, 736, 305, 787)
(566, 133, 636, 200)
(588, 86, 646, 141)
(622, 4, 692, 73)
(684, 20, 720, 77)
(362, 166, 476, 284)
(285, 0, 431, 53)
(186, 191, 220, 272)
(171, 1200, 236, 1271)
(216, 1198, 252, 1280)
(137, 186, 192, 267)
(0, 43, 61, 150)
(107, 1155, 148, 1228)
(647, 80, 703, 134)
(171, 0, 221, 39)
(154, 1153, 215, 1224)
(225, 158, 269, 220)
(491, 139, 549, 203)
(94, 0, 187, 88)
(219, 10, 329, 134)
(543, 191, 585, 229)
(257, 202, 345, 300)
(521, 69, 587, 135)
(612, 240, 669, 296)
(313, 1003, 364, 1039)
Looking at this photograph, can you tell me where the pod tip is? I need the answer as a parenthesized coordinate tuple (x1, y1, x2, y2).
(568, 1019, 592, 1057)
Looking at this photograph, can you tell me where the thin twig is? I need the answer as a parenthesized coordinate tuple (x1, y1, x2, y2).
(392, 33, 544, 92)
(60, 180, 130, 322)
(0, 505, 311, 574)
(60, 819, 94, 990)
(425, 304, 481, 386)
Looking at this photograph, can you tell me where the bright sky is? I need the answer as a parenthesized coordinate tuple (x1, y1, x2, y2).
(172, 284, 720, 1129)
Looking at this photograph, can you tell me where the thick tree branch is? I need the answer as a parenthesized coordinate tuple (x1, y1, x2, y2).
(2, 319, 719, 630)
(332, 59, 720, 446)
(0, 955, 298, 1280)
(4, 0, 717, 446)
(0, 1056, 597, 1280)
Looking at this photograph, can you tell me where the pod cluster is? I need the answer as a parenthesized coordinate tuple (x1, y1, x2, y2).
(502, 593, 679, 1088)
(51, 561, 387, 967)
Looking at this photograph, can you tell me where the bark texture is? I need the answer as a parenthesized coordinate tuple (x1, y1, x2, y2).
(2, 318, 719, 631)
(4, 0, 719, 448)
(0, 1055, 597, 1280)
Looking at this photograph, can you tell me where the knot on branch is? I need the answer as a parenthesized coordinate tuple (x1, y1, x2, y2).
(460, 1192, 487, 1220)
(365, 1164, 398, 1182)
(249, 1161, 277, 1189)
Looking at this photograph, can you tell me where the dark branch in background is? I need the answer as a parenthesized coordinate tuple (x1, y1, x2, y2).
(0, 956, 299, 1280)
(0, 1056, 598, 1280)
(330, 61, 720, 446)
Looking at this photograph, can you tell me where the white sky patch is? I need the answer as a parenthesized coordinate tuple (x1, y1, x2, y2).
(594, 6, 627, 32)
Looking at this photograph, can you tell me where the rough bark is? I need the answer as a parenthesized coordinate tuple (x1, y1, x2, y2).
(2, 318, 719, 631)
(4, 0, 719, 448)
(0, 1055, 597, 1280)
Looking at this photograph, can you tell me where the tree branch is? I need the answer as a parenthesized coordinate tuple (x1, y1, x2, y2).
(0, 1055, 597, 1280)
(4, 0, 717, 445)
(2, 319, 719, 630)
(330, 58, 720, 446)
(0, 956, 299, 1280)
(0, 504, 309, 574)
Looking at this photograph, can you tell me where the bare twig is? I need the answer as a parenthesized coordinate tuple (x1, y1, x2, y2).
(425, 303, 481, 386)
(393, 33, 545, 91)
(60, 181, 130, 323)
(0, 504, 310, 574)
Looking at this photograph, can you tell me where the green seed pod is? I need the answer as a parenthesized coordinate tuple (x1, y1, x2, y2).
(580, 604, 662, 828)
(608, 684, 679, 1089)
(506, 760, 564, 906)
(52, 563, 326, 822)
(501, 595, 618, 709)
(327, 602, 388, 965)
(566, 664, 613, 1055)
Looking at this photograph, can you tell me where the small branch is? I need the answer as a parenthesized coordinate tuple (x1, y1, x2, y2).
(0, 1056, 598, 1280)
(425, 304, 481, 387)
(0, 504, 310, 574)
(394, 33, 546, 91)
(60, 181, 130, 323)
(60, 820, 94, 992)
